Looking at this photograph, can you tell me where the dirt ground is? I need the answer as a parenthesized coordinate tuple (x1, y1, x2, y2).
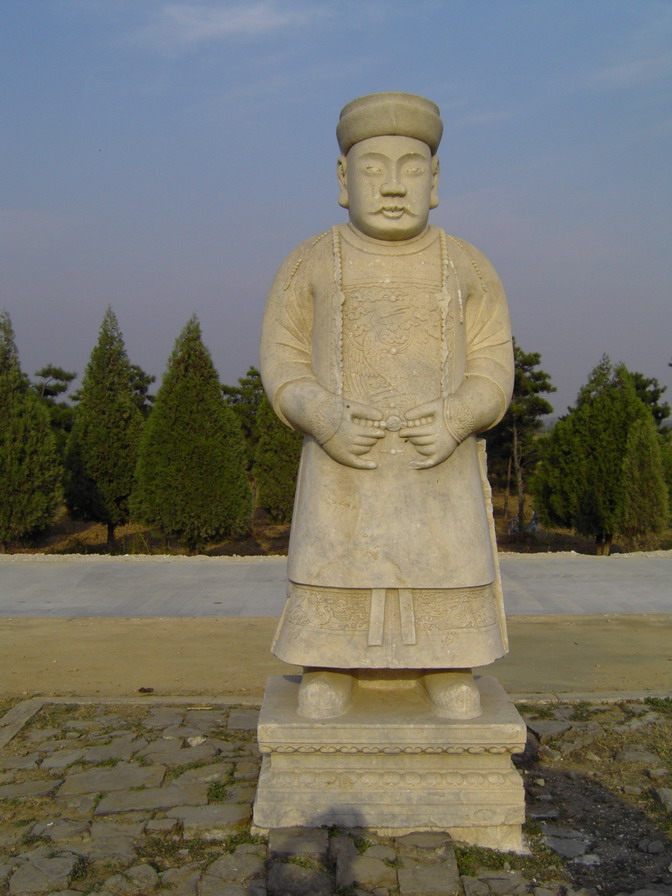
(1, 614, 670, 700)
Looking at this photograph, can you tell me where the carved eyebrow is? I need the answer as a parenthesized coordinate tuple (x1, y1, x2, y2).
(357, 151, 428, 163)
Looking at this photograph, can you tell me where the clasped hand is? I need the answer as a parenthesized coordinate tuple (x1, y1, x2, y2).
(321, 399, 386, 469)
(322, 396, 457, 470)
(398, 397, 458, 469)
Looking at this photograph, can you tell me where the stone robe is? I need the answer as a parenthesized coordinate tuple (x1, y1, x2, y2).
(260, 224, 513, 668)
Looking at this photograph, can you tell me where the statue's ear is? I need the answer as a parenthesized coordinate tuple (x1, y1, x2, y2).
(337, 156, 349, 208)
(430, 156, 439, 209)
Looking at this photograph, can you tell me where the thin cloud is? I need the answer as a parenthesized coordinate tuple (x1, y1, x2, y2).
(587, 52, 672, 91)
(134, 2, 328, 50)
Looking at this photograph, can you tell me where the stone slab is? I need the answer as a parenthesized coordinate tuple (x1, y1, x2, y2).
(254, 675, 526, 850)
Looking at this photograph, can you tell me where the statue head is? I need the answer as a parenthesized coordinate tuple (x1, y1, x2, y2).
(336, 93, 443, 241)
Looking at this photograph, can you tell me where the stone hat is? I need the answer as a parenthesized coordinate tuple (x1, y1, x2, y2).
(336, 92, 443, 155)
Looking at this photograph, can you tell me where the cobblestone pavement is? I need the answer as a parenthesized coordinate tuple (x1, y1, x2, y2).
(1, 697, 671, 896)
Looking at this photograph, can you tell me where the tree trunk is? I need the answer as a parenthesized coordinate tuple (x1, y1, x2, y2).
(106, 521, 115, 548)
(503, 455, 512, 521)
(512, 422, 526, 539)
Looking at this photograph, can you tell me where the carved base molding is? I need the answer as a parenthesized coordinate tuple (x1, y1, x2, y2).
(252, 675, 527, 852)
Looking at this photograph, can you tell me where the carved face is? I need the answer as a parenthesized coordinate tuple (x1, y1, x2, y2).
(338, 135, 439, 241)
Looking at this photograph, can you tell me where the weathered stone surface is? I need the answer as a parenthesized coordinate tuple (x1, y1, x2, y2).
(461, 876, 490, 896)
(0, 754, 40, 770)
(98, 863, 159, 895)
(266, 861, 332, 896)
(171, 762, 234, 785)
(79, 735, 148, 763)
(40, 749, 86, 770)
(268, 826, 329, 861)
(254, 676, 526, 850)
(395, 832, 455, 862)
(337, 854, 397, 890)
(397, 858, 461, 895)
(8, 852, 80, 895)
(166, 804, 250, 839)
(159, 863, 202, 896)
(58, 762, 164, 795)
(615, 746, 660, 764)
(654, 787, 672, 812)
(227, 710, 260, 730)
(31, 819, 88, 841)
(198, 851, 265, 894)
(543, 826, 594, 859)
(525, 720, 572, 743)
(0, 778, 60, 798)
(95, 782, 208, 815)
(135, 739, 219, 767)
(479, 870, 528, 895)
(142, 708, 185, 729)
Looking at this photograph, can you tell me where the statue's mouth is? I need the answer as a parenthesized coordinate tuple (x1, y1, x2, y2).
(380, 206, 407, 219)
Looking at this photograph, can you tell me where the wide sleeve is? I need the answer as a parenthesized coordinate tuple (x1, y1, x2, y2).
(444, 240, 514, 440)
(259, 232, 340, 439)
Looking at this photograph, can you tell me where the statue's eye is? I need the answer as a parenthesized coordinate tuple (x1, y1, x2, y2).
(404, 166, 423, 176)
(364, 164, 382, 174)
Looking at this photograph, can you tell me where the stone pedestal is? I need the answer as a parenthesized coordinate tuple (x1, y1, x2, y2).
(253, 675, 526, 852)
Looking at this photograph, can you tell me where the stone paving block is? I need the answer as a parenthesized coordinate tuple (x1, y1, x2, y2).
(268, 826, 329, 861)
(227, 709, 260, 730)
(79, 735, 148, 763)
(31, 819, 89, 841)
(98, 863, 159, 896)
(654, 787, 672, 812)
(397, 858, 462, 896)
(337, 854, 398, 890)
(395, 832, 456, 863)
(233, 760, 260, 782)
(0, 755, 40, 771)
(171, 762, 235, 785)
(166, 803, 250, 839)
(198, 851, 266, 895)
(365, 843, 397, 862)
(159, 862, 202, 896)
(146, 817, 180, 834)
(41, 749, 86, 770)
(266, 861, 332, 896)
(58, 762, 165, 795)
(95, 782, 208, 815)
(8, 851, 81, 895)
(461, 876, 490, 896)
(135, 739, 219, 767)
(90, 817, 147, 838)
(142, 708, 185, 728)
(0, 778, 61, 799)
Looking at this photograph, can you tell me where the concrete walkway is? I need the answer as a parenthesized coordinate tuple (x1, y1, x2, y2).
(0, 551, 671, 617)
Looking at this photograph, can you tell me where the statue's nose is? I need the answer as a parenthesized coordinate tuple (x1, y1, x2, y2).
(380, 179, 407, 196)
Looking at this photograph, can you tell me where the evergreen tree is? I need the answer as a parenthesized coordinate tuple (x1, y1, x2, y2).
(132, 316, 251, 551)
(619, 415, 669, 550)
(484, 339, 555, 532)
(222, 366, 264, 469)
(0, 311, 63, 549)
(253, 394, 302, 522)
(33, 364, 77, 462)
(65, 307, 143, 545)
(629, 371, 670, 431)
(532, 356, 667, 554)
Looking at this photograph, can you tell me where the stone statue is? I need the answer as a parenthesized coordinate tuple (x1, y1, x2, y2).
(260, 92, 514, 722)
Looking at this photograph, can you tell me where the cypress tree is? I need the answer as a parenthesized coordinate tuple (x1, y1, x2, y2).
(65, 307, 143, 545)
(619, 415, 669, 550)
(0, 311, 63, 550)
(254, 393, 302, 522)
(532, 357, 666, 554)
(132, 316, 251, 551)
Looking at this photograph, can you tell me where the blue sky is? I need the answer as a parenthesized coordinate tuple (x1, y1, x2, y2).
(2, 0, 671, 417)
